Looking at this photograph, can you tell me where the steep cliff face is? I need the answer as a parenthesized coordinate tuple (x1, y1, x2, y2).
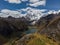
(36, 13, 60, 42)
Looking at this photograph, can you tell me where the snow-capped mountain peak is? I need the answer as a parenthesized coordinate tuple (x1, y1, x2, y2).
(0, 8, 60, 23)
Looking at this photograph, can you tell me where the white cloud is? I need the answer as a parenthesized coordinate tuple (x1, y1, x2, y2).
(29, 0, 39, 3)
(28, 0, 46, 7)
(5, 0, 28, 4)
(21, 0, 28, 2)
(5, 0, 21, 4)
(5, 0, 46, 7)
(0, 9, 26, 18)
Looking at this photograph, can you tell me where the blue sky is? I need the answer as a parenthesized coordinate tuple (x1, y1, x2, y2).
(0, 0, 60, 10)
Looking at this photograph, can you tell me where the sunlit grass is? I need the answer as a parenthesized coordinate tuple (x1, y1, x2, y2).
(27, 33, 58, 45)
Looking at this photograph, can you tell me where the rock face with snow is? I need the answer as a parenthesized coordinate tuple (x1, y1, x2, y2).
(0, 8, 47, 21)
(0, 8, 60, 25)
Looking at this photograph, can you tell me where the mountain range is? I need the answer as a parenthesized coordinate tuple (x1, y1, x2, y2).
(0, 8, 60, 22)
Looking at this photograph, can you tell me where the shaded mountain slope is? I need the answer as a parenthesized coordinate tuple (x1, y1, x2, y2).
(0, 17, 29, 45)
(36, 13, 60, 42)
